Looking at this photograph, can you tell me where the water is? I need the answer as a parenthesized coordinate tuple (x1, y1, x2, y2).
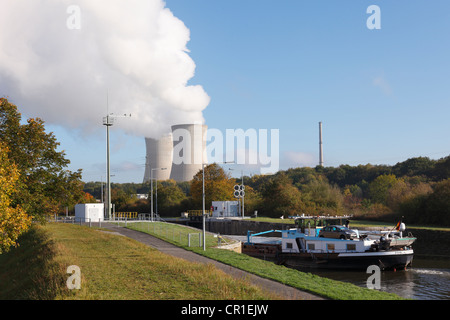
(306, 257, 450, 300)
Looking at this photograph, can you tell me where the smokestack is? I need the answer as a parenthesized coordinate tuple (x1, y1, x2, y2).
(319, 122, 324, 167)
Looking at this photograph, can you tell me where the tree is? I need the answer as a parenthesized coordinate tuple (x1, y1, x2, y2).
(0, 98, 85, 221)
(392, 157, 434, 178)
(0, 143, 32, 253)
(301, 180, 344, 214)
(260, 173, 303, 218)
(432, 156, 450, 180)
(190, 164, 235, 210)
(368, 174, 398, 205)
(156, 180, 188, 216)
(424, 179, 450, 225)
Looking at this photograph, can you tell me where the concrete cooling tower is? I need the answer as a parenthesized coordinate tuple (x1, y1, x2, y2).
(143, 134, 173, 183)
(143, 124, 208, 183)
(170, 124, 208, 182)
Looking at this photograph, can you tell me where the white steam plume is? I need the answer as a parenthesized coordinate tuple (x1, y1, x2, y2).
(0, 0, 210, 138)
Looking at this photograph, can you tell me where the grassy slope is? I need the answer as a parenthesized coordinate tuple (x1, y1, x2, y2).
(0, 223, 280, 300)
(126, 222, 404, 300)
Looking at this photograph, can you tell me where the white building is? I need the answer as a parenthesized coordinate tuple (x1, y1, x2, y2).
(211, 201, 240, 218)
(75, 203, 104, 222)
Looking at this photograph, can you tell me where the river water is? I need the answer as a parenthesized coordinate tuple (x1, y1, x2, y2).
(225, 235, 450, 299)
(303, 256, 450, 300)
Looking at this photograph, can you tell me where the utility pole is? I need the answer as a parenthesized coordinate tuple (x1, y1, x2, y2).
(151, 167, 167, 222)
(241, 170, 245, 218)
(202, 161, 234, 250)
(103, 112, 131, 220)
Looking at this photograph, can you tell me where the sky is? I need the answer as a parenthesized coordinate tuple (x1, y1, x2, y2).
(1, 0, 450, 183)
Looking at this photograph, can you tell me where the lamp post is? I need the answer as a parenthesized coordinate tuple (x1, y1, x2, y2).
(103, 114, 113, 220)
(151, 167, 167, 222)
(202, 161, 234, 251)
(241, 170, 245, 218)
(103, 112, 131, 220)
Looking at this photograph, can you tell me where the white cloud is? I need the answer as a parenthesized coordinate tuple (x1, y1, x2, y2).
(0, 0, 210, 139)
(281, 151, 316, 168)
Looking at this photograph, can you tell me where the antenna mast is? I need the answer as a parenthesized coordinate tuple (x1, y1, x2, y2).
(103, 109, 131, 220)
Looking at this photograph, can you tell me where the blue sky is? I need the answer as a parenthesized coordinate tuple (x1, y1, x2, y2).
(10, 0, 450, 183)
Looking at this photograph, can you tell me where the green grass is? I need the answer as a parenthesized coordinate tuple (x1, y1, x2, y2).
(125, 221, 404, 300)
(0, 223, 281, 300)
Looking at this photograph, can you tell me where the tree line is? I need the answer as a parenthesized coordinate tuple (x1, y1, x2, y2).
(0, 98, 87, 253)
(85, 155, 450, 227)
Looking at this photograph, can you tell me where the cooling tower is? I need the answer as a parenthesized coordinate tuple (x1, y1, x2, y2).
(143, 134, 173, 183)
(170, 124, 208, 182)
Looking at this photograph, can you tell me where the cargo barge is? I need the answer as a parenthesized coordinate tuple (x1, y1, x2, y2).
(242, 216, 415, 271)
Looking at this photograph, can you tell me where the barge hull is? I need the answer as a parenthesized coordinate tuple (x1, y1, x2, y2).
(279, 250, 414, 271)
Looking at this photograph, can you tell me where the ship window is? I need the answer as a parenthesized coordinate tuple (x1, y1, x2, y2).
(327, 243, 335, 251)
(307, 243, 315, 250)
(346, 244, 356, 251)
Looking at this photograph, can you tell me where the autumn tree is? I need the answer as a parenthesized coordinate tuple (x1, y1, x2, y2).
(190, 163, 235, 210)
(423, 179, 450, 225)
(300, 179, 344, 215)
(368, 174, 398, 205)
(0, 98, 85, 222)
(156, 179, 188, 216)
(260, 173, 303, 218)
(0, 143, 32, 253)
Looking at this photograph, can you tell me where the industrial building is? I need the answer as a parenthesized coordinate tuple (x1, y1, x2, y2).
(211, 201, 240, 218)
(75, 203, 104, 222)
(143, 123, 208, 183)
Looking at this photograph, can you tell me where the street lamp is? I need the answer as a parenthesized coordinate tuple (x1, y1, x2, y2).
(151, 167, 167, 222)
(103, 112, 131, 220)
(202, 161, 234, 251)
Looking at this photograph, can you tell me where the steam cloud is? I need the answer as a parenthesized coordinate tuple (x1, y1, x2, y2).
(0, 0, 210, 138)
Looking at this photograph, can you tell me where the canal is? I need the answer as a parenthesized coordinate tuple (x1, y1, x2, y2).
(299, 256, 450, 300)
(197, 219, 450, 300)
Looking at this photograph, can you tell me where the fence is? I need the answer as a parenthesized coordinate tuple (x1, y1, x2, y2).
(115, 212, 138, 220)
(187, 210, 212, 217)
(50, 216, 104, 228)
(50, 217, 230, 249)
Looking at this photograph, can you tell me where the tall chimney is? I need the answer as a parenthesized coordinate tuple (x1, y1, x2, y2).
(319, 122, 324, 167)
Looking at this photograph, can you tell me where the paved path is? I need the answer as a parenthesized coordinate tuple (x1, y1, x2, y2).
(101, 223, 324, 300)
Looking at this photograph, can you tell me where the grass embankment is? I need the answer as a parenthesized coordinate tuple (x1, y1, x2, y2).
(0, 223, 280, 300)
(126, 221, 404, 300)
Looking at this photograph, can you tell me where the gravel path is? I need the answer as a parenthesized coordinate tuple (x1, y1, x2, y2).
(101, 223, 324, 300)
